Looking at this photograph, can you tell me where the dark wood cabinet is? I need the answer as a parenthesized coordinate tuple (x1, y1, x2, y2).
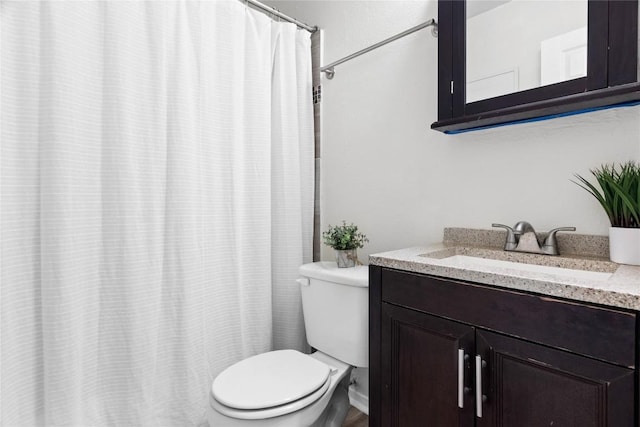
(370, 266, 638, 426)
(431, 0, 640, 133)
(381, 303, 475, 426)
(476, 330, 634, 427)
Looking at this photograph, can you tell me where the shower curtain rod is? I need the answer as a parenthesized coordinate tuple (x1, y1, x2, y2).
(320, 19, 438, 79)
(245, 0, 318, 33)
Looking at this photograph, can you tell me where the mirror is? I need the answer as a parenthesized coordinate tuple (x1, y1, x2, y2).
(466, 0, 588, 103)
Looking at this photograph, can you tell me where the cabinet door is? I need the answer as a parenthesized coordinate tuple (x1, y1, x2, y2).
(476, 330, 635, 427)
(381, 303, 475, 426)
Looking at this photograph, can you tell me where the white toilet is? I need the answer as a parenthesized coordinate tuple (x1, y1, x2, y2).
(208, 262, 369, 427)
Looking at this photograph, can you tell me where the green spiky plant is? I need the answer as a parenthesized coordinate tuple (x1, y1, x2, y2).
(322, 221, 369, 250)
(573, 162, 640, 228)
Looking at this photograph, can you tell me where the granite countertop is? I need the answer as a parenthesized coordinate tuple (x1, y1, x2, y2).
(369, 228, 640, 311)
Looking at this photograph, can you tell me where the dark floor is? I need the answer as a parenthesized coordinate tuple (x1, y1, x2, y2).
(342, 406, 368, 427)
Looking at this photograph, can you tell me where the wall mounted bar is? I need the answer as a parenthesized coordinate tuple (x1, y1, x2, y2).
(320, 19, 438, 79)
(245, 0, 318, 33)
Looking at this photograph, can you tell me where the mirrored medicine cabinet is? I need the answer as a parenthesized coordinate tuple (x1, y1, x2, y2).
(432, 0, 640, 133)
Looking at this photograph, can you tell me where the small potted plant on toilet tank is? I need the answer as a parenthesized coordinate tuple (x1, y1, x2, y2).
(574, 162, 640, 265)
(322, 221, 368, 267)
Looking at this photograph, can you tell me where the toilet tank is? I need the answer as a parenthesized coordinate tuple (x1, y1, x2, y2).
(298, 262, 369, 368)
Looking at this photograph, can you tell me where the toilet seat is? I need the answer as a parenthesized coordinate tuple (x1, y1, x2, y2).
(211, 350, 334, 420)
(210, 374, 331, 420)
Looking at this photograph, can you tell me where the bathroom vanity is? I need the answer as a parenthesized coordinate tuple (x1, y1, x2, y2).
(368, 228, 640, 426)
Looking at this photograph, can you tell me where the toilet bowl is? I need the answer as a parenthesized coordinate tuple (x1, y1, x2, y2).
(208, 351, 351, 427)
(208, 262, 369, 427)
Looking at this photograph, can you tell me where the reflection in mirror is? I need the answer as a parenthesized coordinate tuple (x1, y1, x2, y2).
(466, 0, 588, 103)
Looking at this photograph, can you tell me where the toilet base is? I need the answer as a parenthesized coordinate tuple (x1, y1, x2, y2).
(309, 375, 350, 427)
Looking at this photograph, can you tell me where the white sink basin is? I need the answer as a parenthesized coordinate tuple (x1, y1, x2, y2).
(443, 254, 614, 281)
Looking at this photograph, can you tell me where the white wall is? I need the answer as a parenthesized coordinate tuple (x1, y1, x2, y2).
(266, 0, 640, 262)
(264, 1, 639, 412)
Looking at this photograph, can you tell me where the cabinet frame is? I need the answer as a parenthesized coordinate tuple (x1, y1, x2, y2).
(369, 265, 639, 426)
(432, 0, 640, 133)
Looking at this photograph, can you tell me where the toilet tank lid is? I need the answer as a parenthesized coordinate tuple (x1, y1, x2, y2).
(299, 262, 369, 288)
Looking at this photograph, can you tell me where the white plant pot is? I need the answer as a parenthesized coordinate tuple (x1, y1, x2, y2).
(609, 227, 640, 266)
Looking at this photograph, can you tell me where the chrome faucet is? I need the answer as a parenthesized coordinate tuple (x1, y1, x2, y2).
(492, 221, 576, 256)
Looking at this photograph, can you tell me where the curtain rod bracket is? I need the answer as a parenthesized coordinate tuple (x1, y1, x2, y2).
(324, 67, 335, 80)
(321, 19, 437, 80)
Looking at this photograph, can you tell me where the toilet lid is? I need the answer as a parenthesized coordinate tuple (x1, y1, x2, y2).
(212, 349, 331, 410)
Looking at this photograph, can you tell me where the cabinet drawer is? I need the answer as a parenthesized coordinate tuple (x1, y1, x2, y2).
(381, 268, 636, 367)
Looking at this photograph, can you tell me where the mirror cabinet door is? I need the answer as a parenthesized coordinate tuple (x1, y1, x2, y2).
(435, 0, 639, 130)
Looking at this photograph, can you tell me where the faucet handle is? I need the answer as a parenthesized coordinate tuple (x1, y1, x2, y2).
(548, 226, 577, 233)
(492, 223, 520, 251)
(542, 227, 576, 255)
(492, 223, 517, 233)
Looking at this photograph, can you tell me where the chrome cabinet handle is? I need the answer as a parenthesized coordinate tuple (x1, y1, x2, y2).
(475, 355, 486, 418)
(458, 349, 465, 408)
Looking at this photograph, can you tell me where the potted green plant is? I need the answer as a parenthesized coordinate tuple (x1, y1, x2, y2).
(573, 162, 640, 265)
(322, 221, 369, 268)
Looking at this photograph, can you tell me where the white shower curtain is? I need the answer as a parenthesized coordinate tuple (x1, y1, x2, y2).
(1, 1, 314, 425)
